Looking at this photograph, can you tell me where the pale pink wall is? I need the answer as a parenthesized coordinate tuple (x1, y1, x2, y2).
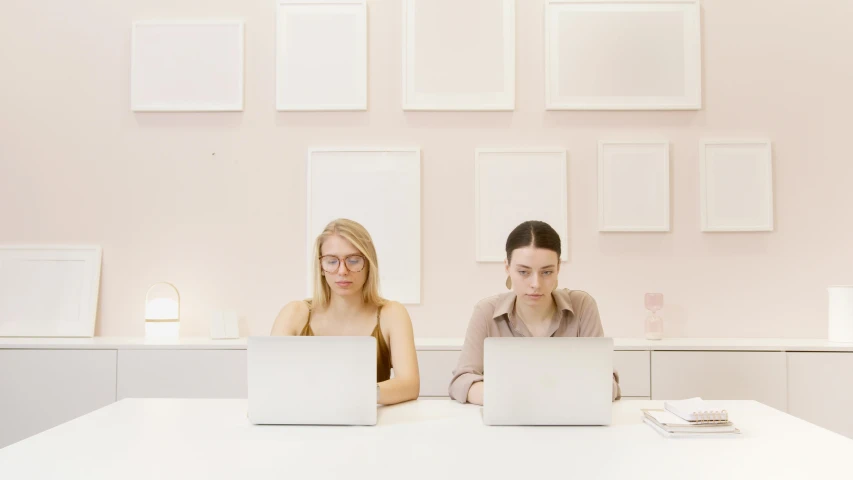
(2, 0, 852, 339)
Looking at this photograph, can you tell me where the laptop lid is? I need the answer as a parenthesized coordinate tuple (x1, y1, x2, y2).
(247, 336, 377, 426)
(482, 337, 614, 426)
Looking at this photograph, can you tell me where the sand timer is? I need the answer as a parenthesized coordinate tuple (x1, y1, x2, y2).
(644, 293, 664, 340)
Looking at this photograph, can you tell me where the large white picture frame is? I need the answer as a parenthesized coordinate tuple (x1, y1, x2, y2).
(700, 140, 774, 232)
(545, 0, 701, 110)
(307, 148, 421, 303)
(0, 246, 102, 337)
(403, 0, 515, 111)
(131, 20, 244, 112)
(276, 1, 368, 111)
(475, 149, 568, 262)
(598, 141, 670, 232)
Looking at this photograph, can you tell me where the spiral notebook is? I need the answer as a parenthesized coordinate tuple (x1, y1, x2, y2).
(643, 409, 736, 432)
(664, 397, 729, 423)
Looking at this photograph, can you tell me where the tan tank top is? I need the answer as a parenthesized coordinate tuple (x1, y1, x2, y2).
(299, 303, 392, 383)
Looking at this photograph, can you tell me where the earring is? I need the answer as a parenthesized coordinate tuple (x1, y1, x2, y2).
(505, 276, 512, 289)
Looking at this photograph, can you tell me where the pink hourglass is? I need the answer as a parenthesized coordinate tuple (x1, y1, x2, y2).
(644, 293, 664, 340)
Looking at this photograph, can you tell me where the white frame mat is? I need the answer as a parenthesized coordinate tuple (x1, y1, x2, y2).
(307, 148, 422, 304)
(598, 141, 671, 232)
(276, 0, 368, 111)
(131, 20, 245, 112)
(403, 0, 515, 111)
(545, 0, 701, 110)
(700, 140, 774, 232)
(0, 246, 102, 337)
(475, 149, 568, 262)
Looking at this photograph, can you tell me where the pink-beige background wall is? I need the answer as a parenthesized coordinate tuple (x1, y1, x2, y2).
(1, 0, 852, 338)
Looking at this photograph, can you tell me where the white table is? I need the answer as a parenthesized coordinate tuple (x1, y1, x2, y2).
(0, 399, 851, 479)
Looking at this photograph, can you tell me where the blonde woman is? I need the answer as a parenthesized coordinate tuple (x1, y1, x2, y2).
(271, 218, 420, 405)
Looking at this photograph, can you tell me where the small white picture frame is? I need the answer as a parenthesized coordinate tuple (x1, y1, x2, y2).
(475, 149, 568, 262)
(700, 140, 774, 232)
(545, 0, 701, 110)
(403, 0, 515, 111)
(276, 0, 368, 111)
(0, 246, 102, 337)
(598, 141, 670, 232)
(131, 20, 244, 112)
(307, 148, 422, 304)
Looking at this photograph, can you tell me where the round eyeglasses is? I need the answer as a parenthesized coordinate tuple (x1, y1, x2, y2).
(320, 254, 366, 273)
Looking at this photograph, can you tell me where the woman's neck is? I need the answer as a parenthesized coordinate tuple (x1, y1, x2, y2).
(514, 293, 556, 327)
(324, 292, 369, 317)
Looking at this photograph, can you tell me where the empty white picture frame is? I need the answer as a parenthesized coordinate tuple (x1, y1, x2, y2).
(131, 20, 244, 111)
(276, 1, 367, 111)
(475, 149, 568, 262)
(700, 140, 774, 232)
(307, 149, 421, 303)
(598, 141, 670, 232)
(403, 0, 515, 110)
(0, 246, 102, 337)
(545, 0, 701, 110)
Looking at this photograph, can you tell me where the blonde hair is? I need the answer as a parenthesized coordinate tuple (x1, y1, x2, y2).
(311, 218, 386, 309)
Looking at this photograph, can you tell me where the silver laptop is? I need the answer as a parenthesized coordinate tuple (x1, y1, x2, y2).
(483, 337, 614, 426)
(247, 336, 377, 425)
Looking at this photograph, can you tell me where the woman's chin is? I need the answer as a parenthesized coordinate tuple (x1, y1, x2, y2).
(330, 286, 361, 297)
(518, 292, 551, 305)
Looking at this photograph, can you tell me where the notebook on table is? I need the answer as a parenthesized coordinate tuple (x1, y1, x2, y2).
(642, 397, 741, 438)
(642, 416, 741, 438)
(643, 409, 739, 434)
(664, 397, 729, 423)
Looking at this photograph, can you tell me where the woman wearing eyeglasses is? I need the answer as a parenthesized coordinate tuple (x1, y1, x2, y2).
(270, 218, 420, 405)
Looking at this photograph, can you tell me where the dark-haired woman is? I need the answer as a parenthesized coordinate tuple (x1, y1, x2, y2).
(448, 220, 621, 404)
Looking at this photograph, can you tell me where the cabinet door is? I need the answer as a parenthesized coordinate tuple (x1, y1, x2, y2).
(614, 351, 650, 397)
(651, 351, 787, 411)
(0, 349, 117, 448)
(117, 350, 247, 399)
(787, 352, 853, 439)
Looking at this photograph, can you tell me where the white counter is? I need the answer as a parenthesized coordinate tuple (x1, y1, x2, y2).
(2, 336, 853, 352)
